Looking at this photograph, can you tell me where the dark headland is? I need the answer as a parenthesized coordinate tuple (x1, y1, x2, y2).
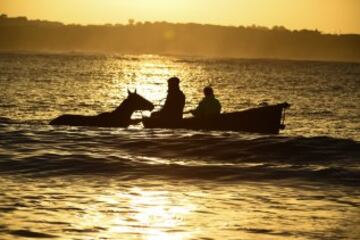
(1, 14, 359, 62)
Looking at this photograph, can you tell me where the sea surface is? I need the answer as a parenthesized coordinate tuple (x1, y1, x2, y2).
(0, 53, 359, 240)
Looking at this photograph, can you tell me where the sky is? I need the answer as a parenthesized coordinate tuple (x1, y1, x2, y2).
(1, 0, 359, 34)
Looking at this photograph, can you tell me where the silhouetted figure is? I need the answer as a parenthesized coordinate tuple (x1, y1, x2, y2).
(191, 86, 221, 117)
(151, 77, 185, 121)
(50, 90, 154, 127)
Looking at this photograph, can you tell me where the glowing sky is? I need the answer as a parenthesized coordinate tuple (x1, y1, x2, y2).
(1, 0, 359, 33)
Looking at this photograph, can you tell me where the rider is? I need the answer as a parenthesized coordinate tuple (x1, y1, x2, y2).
(151, 77, 185, 121)
(191, 86, 221, 117)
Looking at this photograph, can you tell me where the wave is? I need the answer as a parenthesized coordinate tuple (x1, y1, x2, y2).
(0, 117, 49, 125)
(0, 117, 18, 124)
(0, 125, 359, 184)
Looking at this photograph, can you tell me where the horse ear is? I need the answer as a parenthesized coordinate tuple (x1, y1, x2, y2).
(134, 89, 137, 94)
(127, 89, 131, 95)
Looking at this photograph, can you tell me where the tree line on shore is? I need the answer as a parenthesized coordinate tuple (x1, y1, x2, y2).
(1, 14, 359, 62)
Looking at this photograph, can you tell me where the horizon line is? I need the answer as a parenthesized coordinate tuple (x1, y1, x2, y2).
(2, 13, 359, 35)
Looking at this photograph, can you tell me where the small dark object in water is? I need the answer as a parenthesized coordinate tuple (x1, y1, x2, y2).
(50, 90, 154, 127)
(143, 102, 290, 134)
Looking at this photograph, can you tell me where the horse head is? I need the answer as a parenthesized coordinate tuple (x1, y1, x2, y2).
(127, 89, 154, 111)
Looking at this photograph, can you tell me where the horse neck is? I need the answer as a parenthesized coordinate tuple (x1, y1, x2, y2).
(112, 98, 135, 120)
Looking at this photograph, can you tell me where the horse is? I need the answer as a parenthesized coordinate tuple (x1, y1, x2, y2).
(50, 90, 154, 127)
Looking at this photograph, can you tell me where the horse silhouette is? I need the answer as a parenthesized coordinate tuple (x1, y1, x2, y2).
(50, 90, 154, 127)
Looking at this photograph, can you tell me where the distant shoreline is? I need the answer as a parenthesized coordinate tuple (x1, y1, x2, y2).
(1, 14, 360, 63)
(2, 13, 360, 35)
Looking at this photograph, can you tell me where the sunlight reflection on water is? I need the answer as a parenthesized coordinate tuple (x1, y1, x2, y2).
(109, 187, 194, 240)
(1, 177, 359, 240)
(0, 54, 359, 240)
(0, 54, 359, 139)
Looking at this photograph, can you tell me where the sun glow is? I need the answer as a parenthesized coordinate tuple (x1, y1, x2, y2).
(126, 58, 177, 112)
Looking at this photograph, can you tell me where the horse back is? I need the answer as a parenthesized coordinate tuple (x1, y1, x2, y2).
(50, 113, 129, 127)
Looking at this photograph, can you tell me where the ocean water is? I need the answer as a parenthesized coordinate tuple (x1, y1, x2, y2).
(0, 53, 359, 240)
